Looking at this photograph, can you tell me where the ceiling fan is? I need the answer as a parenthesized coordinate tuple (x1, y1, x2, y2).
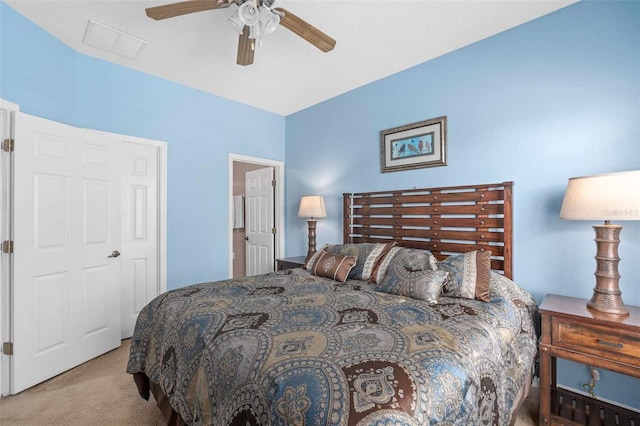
(145, 0, 336, 66)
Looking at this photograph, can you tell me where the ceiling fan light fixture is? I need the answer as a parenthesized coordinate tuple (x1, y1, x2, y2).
(238, 1, 260, 27)
(145, 0, 336, 65)
(259, 6, 280, 34)
(228, 10, 244, 34)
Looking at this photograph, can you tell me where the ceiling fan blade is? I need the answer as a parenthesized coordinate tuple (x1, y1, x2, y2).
(274, 7, 336, 53)
(146, 0, 229, 20)
(237, 26, 255, 66)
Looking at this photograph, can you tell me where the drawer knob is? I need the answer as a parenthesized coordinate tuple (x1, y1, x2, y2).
(598, 339, 623, 349)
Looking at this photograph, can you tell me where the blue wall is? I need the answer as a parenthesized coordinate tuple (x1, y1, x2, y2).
(285, 1, 640, 409)
(0, 2, 286, 289)
(0, 2, 77, 124)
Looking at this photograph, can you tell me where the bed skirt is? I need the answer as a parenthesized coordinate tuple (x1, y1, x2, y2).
(132, 369, 534, 426)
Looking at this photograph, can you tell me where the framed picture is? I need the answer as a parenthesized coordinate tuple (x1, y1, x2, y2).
(380, 116, 447, 173)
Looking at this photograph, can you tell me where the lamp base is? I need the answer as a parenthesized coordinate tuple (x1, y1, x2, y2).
(305, 219, 318, 262)
(587, 224, 629, 316)
(587, 290, 629, 316)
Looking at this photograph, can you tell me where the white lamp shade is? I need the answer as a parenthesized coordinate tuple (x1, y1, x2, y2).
(260, 6, 280, 34)
(227, 10, 244, 34)
(298, 196, 327, 218)
(559, 170, 640, 221)
(238, 1, 260, 27)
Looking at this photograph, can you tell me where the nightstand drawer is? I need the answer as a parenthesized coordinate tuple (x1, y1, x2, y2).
(553, 317, 640, 367)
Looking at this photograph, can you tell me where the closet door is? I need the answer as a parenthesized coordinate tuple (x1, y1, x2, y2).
(120, 140, 160, 339)
(11, 112, 121, 393)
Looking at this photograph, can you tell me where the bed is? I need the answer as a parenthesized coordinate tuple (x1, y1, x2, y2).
(127, 181, 539, 425)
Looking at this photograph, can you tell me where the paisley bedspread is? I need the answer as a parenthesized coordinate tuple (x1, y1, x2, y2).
(127, 268, 538, 426)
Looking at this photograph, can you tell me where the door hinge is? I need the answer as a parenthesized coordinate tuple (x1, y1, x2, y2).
(2, 342, 13, 356)
(272, 179, 276, 187)
(272, 227, 276, 235)
(2, 240, 13, 254)
(2, 138, 14, 153)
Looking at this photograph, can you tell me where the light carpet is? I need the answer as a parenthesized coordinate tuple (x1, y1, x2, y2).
(0, 339, 539, 425)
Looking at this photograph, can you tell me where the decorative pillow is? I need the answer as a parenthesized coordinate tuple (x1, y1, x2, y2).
(323, 242, 397, 280)
(369, 246, 401, 284)
(303, 244, 328, 270)
(367, 242, 399, 281)
(438, 250, 492, 302)
(369, 247, 438, 284)
(375, 261, 449, 304)
(309, 250, 357, 283)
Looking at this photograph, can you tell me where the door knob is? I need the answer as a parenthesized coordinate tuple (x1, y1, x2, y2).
(244, 236, 249, 241)
(108, 250, 121, 258)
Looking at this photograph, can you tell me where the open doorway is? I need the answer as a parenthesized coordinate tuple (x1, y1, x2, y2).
(228, 154, 284, 279)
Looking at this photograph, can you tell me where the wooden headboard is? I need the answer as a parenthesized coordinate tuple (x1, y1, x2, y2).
(343, 181, 513, 279)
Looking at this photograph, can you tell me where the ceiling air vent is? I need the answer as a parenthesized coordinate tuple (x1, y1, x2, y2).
(82, 19, 147, 60)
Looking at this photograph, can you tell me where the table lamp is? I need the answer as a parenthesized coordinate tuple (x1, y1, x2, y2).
(298, 195, 326, 261)
(559, 170, 640, 316)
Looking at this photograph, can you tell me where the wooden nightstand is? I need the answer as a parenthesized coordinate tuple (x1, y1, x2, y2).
(538, 294, 640, 425)
(276, 256, 306, 271)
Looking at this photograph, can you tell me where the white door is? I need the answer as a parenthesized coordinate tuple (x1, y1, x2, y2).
(245, 167, 274, 276)
(11, 112, 121, 393)
(120, 141, 160, 339)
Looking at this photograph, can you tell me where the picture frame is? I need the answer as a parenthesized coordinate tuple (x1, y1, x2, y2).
(380, 116, 447, 173)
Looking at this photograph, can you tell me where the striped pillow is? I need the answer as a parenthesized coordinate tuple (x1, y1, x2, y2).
(369, 247, 437, 284)
(321, 243, 394, 280)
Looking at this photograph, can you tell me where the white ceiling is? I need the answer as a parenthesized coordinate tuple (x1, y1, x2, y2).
(6, 0, 577, 116)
